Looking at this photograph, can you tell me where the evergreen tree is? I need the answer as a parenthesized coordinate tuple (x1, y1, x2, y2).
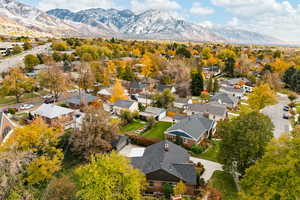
(190, 68, 204, 96)
(213, 79, 219, 94)
(282, 66, 297, 88)
(224, 57, 235, 77)
(291, 70, 300, 93)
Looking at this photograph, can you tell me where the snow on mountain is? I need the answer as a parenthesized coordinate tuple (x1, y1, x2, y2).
(47, 7, 284, 44)
(0, 0, 110, 37)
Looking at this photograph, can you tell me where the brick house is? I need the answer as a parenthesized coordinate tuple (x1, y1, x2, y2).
(34, 104, 75, 128)
(165, 114, 216, 146)
(0, 112, 15, 143)
(131, 140, 197, 195)
(184, 103, 228, 121)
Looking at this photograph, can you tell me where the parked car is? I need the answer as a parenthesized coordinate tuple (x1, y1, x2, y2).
(43, 95, 54, 99)
(283, 106, 290, 112)
(283, 113, 289, 119)
(44, 97, 55, 104)
(20, 104, 34, 110)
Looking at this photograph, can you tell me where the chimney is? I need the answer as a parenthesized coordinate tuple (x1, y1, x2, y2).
(164, 143, 169, 151)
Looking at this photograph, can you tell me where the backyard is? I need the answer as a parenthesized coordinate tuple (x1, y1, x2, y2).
(192, 140, 222, 163)
(208, 170, 238, 200)
(142, 121, 172, 140)
(120, 120, 146, 133)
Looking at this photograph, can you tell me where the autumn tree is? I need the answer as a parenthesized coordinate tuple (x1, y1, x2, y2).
(272, 59, 290, 75)
(1, 67, 35, 103)
(24, 54, 40, 72)
(173, 181, 187, 196)
(110, 79, 128, 103)
(190, 68, 204, 96)
(52, 40, 69, 51)
(38, 65, 71, 101)
(1, 119, 63, 185)
(248, 83, 277, 110)
(202, 48, 212, 60)
(218, 112, 274, 175)
(141, 53, 155, 78)
(70, 107, 118, 160)
(153, 89, 175, 109)
(240, 134, 300, 200)
(77, 62, 95, 94)
(75, 152, 146, 200)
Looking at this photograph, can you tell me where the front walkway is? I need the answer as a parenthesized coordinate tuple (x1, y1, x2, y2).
(190, 157, 223, 182)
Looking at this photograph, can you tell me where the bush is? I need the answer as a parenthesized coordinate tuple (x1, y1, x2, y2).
(120, 110, 134, 125)
(7, 108, 17, 115)
(196, 162, 205, 176)
(146, 117, 156, 130)
(191, 145, 204, 154)
(127, 134, 159, 147)
(162, 184, 173, 199)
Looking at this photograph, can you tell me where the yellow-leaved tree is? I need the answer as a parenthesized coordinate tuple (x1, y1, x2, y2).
(141, 53, 155, 78)
(272, 59, 290, 75)
(110, 79, 128, 103)
(248, 83, 277, 110)
(173, 180, 187, 196)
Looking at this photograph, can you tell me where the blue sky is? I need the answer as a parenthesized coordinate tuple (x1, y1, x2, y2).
(18, 0, 300, 42)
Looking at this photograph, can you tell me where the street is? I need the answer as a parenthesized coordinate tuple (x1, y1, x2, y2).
(0, 43, 51, 73)
(261, 94, 292, 138)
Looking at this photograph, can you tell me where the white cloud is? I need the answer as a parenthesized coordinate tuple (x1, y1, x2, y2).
(130, 0, 181, 13)
(211, 0, 300, 41)
(38, 0, 117, 11)
(190, 2, 214, 15)
(197, 20, 214, 28)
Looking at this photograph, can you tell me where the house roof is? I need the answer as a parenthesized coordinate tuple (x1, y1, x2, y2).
(157, 85, 174, 92)
(185, 103, 227, 117)
(34, 104, 74, 119)
(113, 100, 136, 109)
(175, 97, 191, 104)
(166, 114, 215, 141)
(131, 140, 197, 185)
(66, 93, 98, 105)
(211, 92, 238, 106)
(145, 107, 166, 115)
(130, 81, 147, 89)
(220, 86, 244, 94)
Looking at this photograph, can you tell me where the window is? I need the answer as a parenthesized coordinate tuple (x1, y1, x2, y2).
(183, 138, 189, 144)
(149, 181, 155, 187)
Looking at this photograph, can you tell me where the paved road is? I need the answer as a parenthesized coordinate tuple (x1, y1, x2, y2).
(261, 94, 292, 138)
(0, 43, 51, 73)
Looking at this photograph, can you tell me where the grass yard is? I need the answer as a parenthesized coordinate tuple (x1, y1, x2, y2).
(143, 121, 172, 140)
(120, 120, 146, 133)
(296, 103, 300, 114)
(193, 140, 221, 163)
(208, 170, 238, 200)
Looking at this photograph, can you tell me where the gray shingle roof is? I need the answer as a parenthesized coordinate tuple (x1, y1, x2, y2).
(220, 86, 244, 94)
(157, 85, 174, 92)
(113, 100, 136, 109)
(211, 92, 238, 106)
(131, 140, 197, 185)
(130, 81, 147, 89)
(167, 114, 215, 141)
(145, 107, 165, 115)
(185, 103, 227, 117)
(175, 98, 191, 104)
(34, 104, 74, 119)
(66, 93, 98, 105)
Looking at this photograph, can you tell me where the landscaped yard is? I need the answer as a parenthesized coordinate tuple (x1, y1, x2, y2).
(120, 120, 146, 133)
(208, 170, 238, 200)
(143, 121, 172, 140)
(193, 140, 221, 163)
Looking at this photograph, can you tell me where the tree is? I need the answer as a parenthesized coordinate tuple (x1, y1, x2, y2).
(70, 107, 118, 160)
(153, 89, 175, 108)
(24, 54, 40, 72)
(291, 70, 300, 93)
(288, 94, 297, 103)
(77, 62, 95, 94)
(163, 184, 173, 199)
(240, 134, 300, 200)
(1, 119, 63, 185)
(212, 79, 219, 94)
(11, 45, 23, 55)
(132, 48, 141, 57)
(247, 83, 277, 110)
(176, 47, 191, 58)
(202, 48, 212, 60)
(110, 79, 128, 103)
(224, 57, 235, 77)
(272, 59, 289, 75)
(218, 112, 274, 175)
(75, 152, 146, 200)
(190, 68, 204, 96)
(52, 41, 69, 51)
(207, 77, 213, 93)
(23, 42, 32, 50)
(141, 53, 155, 78)
(283, 66, 297, 88)
(173, 181, 186, 196)
(38, 65, 71, 101)
(1, 67, 35, 103)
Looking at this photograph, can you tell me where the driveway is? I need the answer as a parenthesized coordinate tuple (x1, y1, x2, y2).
(261, 94, 292, 138)
(190, 157, 223, 182)
(119, 144, 223, 182)
(0, 43, 51, 73)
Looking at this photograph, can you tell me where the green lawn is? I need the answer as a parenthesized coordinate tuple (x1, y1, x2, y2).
(143, 122, 172, 140)
(120, 120, 146, 133)
(296, 103, 300, 114)
(208, 170, 238, 200)
(193, 140, 221, 163)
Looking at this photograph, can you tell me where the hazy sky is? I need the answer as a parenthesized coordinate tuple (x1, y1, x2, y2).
(18, 0, 300, 42)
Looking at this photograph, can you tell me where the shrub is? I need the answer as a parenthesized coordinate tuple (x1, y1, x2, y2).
(162, 184, 173, 199)
(146, 117, 156, 130)
(127, 134, 159, 147)
(191, 145, 204, 154)
(7, 108, 17, 115)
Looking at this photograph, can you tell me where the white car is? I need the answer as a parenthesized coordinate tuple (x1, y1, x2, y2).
(43, 95, 54, 99)
(20, 104, 34, 110)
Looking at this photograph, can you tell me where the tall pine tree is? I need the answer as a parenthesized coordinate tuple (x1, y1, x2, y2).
(190, 68, 204, 96)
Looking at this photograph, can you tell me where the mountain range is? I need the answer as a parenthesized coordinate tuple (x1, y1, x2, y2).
(0, 0, 285, 45)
